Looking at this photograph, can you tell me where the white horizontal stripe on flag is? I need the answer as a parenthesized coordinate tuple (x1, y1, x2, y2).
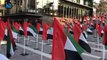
(10, 44, 14, 56)
(87, 28, 92, 32)
(5, 29, 8, 36)
(12, 31, 18, 39)
(79, 33, 88, 44)
(27, 27, 37, 37)
(64, 37, 77, 51)
(47, 28, 53, 35)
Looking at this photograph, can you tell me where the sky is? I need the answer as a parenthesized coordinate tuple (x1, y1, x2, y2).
(94, 0, 100, 3)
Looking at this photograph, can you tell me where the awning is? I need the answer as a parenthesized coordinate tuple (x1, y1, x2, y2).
(0, 12, 43, 19)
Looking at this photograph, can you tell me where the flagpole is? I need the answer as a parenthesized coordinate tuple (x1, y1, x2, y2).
(17, 34, 20, 43)
(26, 36, 29, 46)
(41, 40, 44, 60)
(97, 33, 100, 49)
(95, 31, 101, 52)
(24, 36, 26, 55)
(21, 36, 28, 56)
(47, 39, 50, 45)
(102, 45, 105, 60)
(35, 34, 39, 49)
(94, 29, 97, 38)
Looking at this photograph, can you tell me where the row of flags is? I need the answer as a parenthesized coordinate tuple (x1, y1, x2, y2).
(1, 17, 91, 59)
(0, 18, 54, 59)
(1, 15, 107, 60)
(52, 18, 91, 60)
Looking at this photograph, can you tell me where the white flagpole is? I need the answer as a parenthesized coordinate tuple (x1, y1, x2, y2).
(35, 34, 39, 49)
(41, 0, 44, 59)
(97, 33, 100, 49)
(21, 36, 28, 56)
(47, 39, 50, 45)
(41, 40, 44, 60)
(94, 29, 97, 38)
(102, 45, 105, 60)
(17, 34, 20, 43)
(26, 36, 29, 46)
(24, 36, 26, 55)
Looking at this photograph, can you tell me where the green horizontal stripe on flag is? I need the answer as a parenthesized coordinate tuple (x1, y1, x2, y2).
(65, 29, 84, 54)
(7, 32, 11, 54)
(29, 25, 39, 33)
(11, 26, 19, 33)
(105, 45, 107, 50)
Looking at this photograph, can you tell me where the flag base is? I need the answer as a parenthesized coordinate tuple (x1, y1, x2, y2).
(20, 53, 29, 56)
(17, 42, 20, 43)
(15, 47, 18, 50)
(46, 43, 50, 45)
(49, 52, 52, 54)
(94, 50, 101, 52)
(25, 44, 29, 46)
(93, 36, 97, 38)
(34, 48, 39, 50)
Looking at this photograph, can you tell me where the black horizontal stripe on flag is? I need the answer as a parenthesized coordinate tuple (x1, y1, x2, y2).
(19, 30, 24, 35)
(47, 34, 53, 39)
(79, 40, 91, 53)
(65, 50, 83, 60)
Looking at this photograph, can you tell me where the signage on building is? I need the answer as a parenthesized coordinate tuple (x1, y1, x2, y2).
(4, 2, 13, 9)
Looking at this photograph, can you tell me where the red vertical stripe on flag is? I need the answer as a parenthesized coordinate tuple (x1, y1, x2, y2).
(72, 24, 82, 42)
(36, 23, 41, 32)
(103, 25, 107, 45)
(23, 21, 29, 37)
(52, 18, 66, 60)
(42, 23, 49, 40)
(0, 20, 7, 40)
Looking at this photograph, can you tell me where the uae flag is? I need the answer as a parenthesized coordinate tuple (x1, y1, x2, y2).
(47, 27, 53, 39)
(19, 26, 24, 35)
(23, 21, 30, 37)
(52, 18, 84, 60)
(6, 19, 16, 58)
(79, 31, 91, 53)
(27, 25, 38, 37)
(11, 26, 19, 39)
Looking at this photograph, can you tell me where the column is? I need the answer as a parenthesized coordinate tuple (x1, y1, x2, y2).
(63, 5, 65, 18)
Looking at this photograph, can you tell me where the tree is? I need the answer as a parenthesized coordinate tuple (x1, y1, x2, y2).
(97, 1, 107, 15)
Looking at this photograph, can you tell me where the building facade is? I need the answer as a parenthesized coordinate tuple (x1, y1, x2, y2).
(0, 0, 5, 16)
(7, 0, 93, 19)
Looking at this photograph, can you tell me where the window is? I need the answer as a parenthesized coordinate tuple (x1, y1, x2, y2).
(28, 0, 35, 9)
(77, 0, 80, 3)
